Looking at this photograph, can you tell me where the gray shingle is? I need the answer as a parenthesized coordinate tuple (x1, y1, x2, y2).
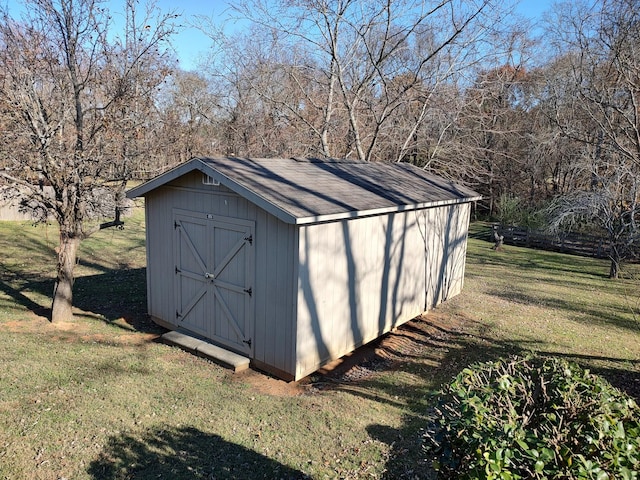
(198, 157, 481, 221)
(127, 156, 481, 224)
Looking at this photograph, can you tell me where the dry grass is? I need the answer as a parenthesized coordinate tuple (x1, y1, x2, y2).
(0, 214, 639, 479)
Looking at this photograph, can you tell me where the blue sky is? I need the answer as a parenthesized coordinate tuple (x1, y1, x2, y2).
(516, 0, 554, 19)
(154, 0, 230, 71)
(2, 0, 555, 71)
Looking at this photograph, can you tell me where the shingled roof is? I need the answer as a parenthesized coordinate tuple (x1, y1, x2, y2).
(127, 157, 481, 225)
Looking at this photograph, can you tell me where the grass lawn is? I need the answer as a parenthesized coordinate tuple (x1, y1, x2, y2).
(0, 210, 639, 479)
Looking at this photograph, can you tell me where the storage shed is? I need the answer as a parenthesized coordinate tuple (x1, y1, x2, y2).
(127, 157, 481, 381)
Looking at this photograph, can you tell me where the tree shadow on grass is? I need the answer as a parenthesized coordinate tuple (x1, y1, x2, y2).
(0, 274, 51, 319)
(0, 263, 163, 335)
(88, 425, 308, 480)
(73, 267, 164, 334)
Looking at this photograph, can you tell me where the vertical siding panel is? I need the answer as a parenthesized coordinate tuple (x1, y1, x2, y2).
(284, 221, 296, 370)
(296, 225, 322, 377)
(458, 204, 471, 292)
(374, 214, 385, 335)
(287, 223, 297, 374)
(312, 225, 325, 364)
(290, 229, 300, 375)
(146, 189, 178, 327)
(334, 222, 347, 360)
(252, 207, 268, 364)
(321, 224, 336, 360)
(366, 215, 384, 337)
(273, 219, 288, 369)
(250, 211, 296, 377)
(143, 199, 153, 319)
(406, 211, 426, 319)
(264, 214, 278, 367)
(349, 217, 365, 353)
(167, 192, 177, 323)
(295, 227, 306, 378)
(144, 194, 155, 317)
(336, 221, 349, 360)
(421, 204, 470, 309)
(418, 210, 428, 312)
(443, 203, 470, 300)
(352, 218, 365, 352)
(431, 208, 439, 308)
(258, 211, 273, 361)
(264, 216, 278, 367)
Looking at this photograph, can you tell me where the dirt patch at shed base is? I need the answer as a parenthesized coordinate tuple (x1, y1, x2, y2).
(235, 311, 468, 397)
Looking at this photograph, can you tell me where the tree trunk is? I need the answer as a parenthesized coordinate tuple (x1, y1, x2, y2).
(51, 233, 81, 323)
(609, 258, 620, 279)
(609, 245, 621, 279)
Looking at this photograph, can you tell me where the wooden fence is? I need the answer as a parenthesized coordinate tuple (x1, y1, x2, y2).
(494, 225, 611, 259)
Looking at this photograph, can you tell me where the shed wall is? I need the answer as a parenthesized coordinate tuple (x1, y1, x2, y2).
(294, 203, 471, 379)
(144, 171, 298, 376)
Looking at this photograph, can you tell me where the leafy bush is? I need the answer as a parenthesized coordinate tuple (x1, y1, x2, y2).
(424, 356, 640, 479)
(496, 195, 546, 229)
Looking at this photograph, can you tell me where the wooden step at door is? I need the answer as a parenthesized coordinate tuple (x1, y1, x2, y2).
(161, 330, 250, 373)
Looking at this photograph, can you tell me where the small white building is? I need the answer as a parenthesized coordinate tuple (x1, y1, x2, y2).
(127, 157, 480, 380)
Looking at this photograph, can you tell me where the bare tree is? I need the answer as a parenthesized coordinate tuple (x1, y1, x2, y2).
(449, 64, 533, 214)
(156, 70, 223, 164)
(203, 0, 504, 162)
(545, 0, 640, 278)
(0, 0, 178, 322)
(198, 26, 336, 158)
(547, 160, 639, 278)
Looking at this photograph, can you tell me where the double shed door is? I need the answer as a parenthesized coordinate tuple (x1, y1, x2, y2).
(173, 209, 255, 356)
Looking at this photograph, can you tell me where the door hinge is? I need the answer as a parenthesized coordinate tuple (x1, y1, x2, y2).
(174, 220, 180, 229)
(242, 338, 252, 348)
(243, 287, 252, 297)
(244, 234, 253, 245)
(175, 266, 181, 274)
(176, 311, 182, 319)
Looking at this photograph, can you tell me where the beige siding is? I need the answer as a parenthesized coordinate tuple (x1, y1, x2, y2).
(144, 171, 298, 376)
(251, 205, 298, 376)
(294, 203, 471, 379)
(424, 203, 471, 309)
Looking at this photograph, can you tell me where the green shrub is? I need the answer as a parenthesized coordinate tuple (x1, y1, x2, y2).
(496, 195, 546, 229)
(424, 356, 640, 479)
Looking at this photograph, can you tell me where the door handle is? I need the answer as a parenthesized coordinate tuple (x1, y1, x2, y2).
(204, 272, 214, 279)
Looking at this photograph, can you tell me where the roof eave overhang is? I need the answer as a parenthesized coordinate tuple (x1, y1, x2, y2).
(293, 195, 483, 225)
(126, 159, 207, 199)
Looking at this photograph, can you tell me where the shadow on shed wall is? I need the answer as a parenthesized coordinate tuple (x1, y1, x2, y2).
(296, 202, 470, 378)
